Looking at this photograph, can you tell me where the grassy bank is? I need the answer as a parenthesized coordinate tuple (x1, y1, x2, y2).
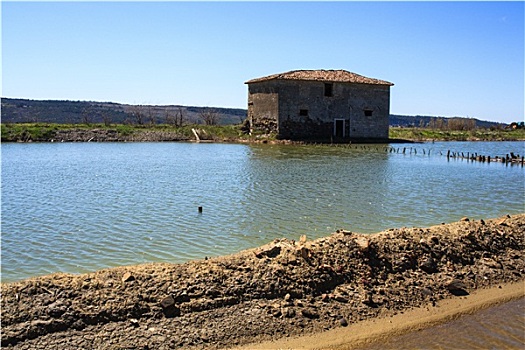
(389, 126, 525, 141)
(2, 123, 524, 142)
(0, 123, 250, 142)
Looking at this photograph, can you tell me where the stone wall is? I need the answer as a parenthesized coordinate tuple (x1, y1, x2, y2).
(247, 80, 390, 141)
(247, 83, 279, 135)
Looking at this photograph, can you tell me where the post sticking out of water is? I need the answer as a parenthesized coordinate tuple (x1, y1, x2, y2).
(198, 206, 203, 213)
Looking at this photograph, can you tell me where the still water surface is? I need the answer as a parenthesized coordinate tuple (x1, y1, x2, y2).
(2, 141, 524, 282)
(359, 297, 525, 350)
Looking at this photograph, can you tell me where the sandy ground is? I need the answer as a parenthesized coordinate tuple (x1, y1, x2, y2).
(235, 281, 525, 350)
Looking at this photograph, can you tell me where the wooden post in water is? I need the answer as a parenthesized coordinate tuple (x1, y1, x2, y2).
(447, 150, 450, 159)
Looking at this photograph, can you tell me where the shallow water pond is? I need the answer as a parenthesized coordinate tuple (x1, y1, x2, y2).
(2, 141, 524, 282)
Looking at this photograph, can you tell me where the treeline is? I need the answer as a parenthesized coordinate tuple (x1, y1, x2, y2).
(389, 114, 506, 130)
(427, 117, 478, 131)
(1, 98, 246, 126)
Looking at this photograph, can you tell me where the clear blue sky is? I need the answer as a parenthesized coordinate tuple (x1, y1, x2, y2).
(2, 1, 524, 123)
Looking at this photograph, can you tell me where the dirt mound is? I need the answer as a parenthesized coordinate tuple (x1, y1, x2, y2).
(2, 214, 524, 349)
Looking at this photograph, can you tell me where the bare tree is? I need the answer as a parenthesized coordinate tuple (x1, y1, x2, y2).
(165, 107, 187, 127)
(428, 118, 436, 130)
(81, 106, 93, 125)
(176, 108, 187, 126)
(433, 118, 445, 130)
(199, 109, 220, 125)
(101, 109, 112, 126)
(146, 106, 156, 126)
(164, 108, 176, 126)
(130, 105, 145, 125)
(447, 118, 476, 131)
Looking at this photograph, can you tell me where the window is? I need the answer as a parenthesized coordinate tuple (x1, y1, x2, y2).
(324, 83, 333, 97)
(299, 109, 308, 117)
(364, 109, 373, 117)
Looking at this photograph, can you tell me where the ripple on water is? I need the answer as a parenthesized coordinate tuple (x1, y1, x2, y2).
(1, 142, 524, 282)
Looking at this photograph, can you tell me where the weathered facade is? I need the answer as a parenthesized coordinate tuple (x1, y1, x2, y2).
(245, 69, 394, 141)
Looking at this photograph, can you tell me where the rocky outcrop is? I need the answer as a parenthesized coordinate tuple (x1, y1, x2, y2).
(1, 214, 524, 349)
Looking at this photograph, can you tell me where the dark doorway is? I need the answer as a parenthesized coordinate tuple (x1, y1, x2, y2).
(334, 119, 345, 137)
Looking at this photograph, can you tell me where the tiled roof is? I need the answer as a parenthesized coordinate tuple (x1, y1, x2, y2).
(245, 69, 393, 86)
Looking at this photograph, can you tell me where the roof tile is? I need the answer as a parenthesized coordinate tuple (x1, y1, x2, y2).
(245, 69, 393, 86)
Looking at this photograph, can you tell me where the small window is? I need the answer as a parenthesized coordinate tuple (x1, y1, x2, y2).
(324, 83, 333, 97)
(364, 109, 373, 117)
(299, 109, 308, 116)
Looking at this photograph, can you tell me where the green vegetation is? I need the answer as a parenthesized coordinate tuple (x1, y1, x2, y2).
(389, 127, 525, 141)
(1, 123, 62, 142)
(389, 117, 525, 141)
(2, 123, 524, 143)
(0, 123, 252, 142)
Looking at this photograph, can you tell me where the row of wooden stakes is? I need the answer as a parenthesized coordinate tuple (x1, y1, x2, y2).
(325, 144, 524, 166)
(444, 150, 524, 165)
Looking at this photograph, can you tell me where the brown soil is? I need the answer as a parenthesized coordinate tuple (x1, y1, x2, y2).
(51, 129, 192, 142)
(2, 214, 524, 349)
(237, 282, 524, 350)
(45, 129, 298, 144)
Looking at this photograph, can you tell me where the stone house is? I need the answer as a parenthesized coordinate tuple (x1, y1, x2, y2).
(245, 69, 394, 141)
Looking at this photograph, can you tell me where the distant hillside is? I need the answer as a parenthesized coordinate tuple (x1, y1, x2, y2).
(1, 98, 246, 126)
(390, 114, 505, 129)
(1, 98, 507, 128)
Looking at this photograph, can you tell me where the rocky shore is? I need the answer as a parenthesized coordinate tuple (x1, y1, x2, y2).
(2, 214, 524, 349)
(51, 129, 192, 142)
(7, 127, 296, 144)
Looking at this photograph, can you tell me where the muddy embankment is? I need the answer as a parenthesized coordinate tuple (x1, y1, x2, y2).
(9, 128, 298, 144)
(1, 214, 524, 349)
(51, 129, 193, 142)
